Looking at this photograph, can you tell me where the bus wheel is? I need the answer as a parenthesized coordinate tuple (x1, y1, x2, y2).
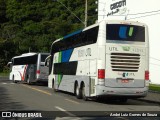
(27, 76, 31, 85)
(75, 84, 82, 99)
(82, 84, 88, 101)
(52, 79, 58, 92)
(12, 76, 17, 83)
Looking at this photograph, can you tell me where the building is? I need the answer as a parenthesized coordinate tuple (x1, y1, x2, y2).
(98, 0, 160, 84)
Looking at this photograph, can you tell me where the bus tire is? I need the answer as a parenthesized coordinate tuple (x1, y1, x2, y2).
(75, 84, 82, 99)
(82, 83, 88, 101)
(27, 76, 31, 85)
(12, 75, 17, 83)
(52, 79, 58, 92)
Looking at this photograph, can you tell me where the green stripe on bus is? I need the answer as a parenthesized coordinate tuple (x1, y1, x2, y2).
(58, 52, 62, 85)
(58, 74, 62, 85)
(58, 52, 62, 63)
(129, 27, 134, 36)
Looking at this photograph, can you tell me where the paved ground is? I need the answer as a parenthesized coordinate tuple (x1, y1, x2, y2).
(0, 77, 159, 119)
(137, 91, 160, 104)
(1, 76, 160, 104)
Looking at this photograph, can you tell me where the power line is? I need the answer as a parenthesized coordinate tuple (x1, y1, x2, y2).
(127, 12, 160, 20)
(149, 57, 160, 66)
(150, 57, 160, 62)
(128, 9, 160, 15)
(53, 0, 85, 26)
(150, 63, 160, 66)
(98, 9, 160, 19)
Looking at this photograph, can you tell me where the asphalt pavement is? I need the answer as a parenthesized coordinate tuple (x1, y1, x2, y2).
(137, 91, 160, 104)
(0, 77, 160, 119)
(0, 76, 160, 104)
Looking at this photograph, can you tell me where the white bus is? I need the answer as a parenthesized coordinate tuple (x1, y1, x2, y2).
(8, 52, 49, 84)
(48, 20, 149, 102)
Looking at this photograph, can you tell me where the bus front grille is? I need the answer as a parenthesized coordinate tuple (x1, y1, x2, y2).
(110, 53, 140, 72)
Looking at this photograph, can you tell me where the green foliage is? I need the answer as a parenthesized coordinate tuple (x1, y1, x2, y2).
(0, 0, 97, 71)
(149, 84, 160, 92)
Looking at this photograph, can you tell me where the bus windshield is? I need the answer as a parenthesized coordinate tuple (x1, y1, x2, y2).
(106, 24, 145, 42)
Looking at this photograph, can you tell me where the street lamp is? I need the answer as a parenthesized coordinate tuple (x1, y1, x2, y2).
(53, 0, 87, 27)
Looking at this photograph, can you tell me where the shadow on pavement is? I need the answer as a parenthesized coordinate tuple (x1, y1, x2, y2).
(0, 86, 26, 111)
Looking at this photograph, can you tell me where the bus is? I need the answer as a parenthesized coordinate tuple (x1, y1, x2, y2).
(47, 20, 149, 102)
(8, 52, 49, 84)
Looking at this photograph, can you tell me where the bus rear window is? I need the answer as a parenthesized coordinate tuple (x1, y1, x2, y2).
(41, 55, 48, 62)
(13, 55, 38, 65)
(106, 24, 145, 42)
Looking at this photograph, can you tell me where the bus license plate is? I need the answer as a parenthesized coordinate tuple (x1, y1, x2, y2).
(121, 79, 129, 83)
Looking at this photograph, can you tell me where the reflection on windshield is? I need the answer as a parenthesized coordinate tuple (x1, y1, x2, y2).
(106, 24, 145, 42)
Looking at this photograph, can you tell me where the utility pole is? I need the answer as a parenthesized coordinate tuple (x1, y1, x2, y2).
(53, 0, 85, 27)
(84, 0, 88, 27)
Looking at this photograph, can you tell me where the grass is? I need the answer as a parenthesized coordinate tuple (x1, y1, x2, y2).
(149, 84, 160, 92)
(0, 72, 9, 77)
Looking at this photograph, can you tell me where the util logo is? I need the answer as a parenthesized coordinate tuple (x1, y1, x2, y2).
(119, 26, 134, 39)
(118, 72, 129, 77)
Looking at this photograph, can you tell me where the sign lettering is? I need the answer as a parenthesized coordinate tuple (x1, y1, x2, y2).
(107, 0, 127, 17)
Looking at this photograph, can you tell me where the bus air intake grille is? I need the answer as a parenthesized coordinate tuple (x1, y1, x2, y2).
(110, 53, 140, 72)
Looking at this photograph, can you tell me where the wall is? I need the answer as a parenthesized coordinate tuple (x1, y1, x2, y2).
(98, 0, 160, 84)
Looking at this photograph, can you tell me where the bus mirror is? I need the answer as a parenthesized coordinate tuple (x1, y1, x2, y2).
(45, 55, 51, 67)
(7, 62, 12, 67)
(7, 62, 12, 71)
(45, 60, 49, 67)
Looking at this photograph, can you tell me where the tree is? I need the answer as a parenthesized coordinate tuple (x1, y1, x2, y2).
(0, 0, 97, 72)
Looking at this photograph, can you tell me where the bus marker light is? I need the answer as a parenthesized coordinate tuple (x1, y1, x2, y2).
(36, 70, 40, 74)
(145, 71, 149, 80)
(98, 69, 105, 79)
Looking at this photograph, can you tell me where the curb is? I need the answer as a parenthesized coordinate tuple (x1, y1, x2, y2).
(136, 98, 160, 105)
(149, 90, 160, 94)
(135, 91, 160, 104)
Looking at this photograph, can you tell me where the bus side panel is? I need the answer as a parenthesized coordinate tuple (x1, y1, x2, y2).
(39, 65, 48, 81)
(27, 64, 36, 82)
(56, 75, 90, 94)
(11, 65, 28, 81)
(55, 59, 96, 97)
(9, 72, 12, 80)
(53, 44, 98, 96)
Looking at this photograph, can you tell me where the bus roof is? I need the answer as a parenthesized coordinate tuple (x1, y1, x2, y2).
(12, 52, 49, 59)
(50, 20, 147, 55)
(50, 23, 99, 54)
(12, 53, 37, 59)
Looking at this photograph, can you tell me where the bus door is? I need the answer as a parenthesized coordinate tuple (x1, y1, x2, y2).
(39, 62, 48, 80)
(28, 64, 36, 81)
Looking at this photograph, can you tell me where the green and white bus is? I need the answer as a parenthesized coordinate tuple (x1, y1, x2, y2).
(47, 20, 149, 102)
